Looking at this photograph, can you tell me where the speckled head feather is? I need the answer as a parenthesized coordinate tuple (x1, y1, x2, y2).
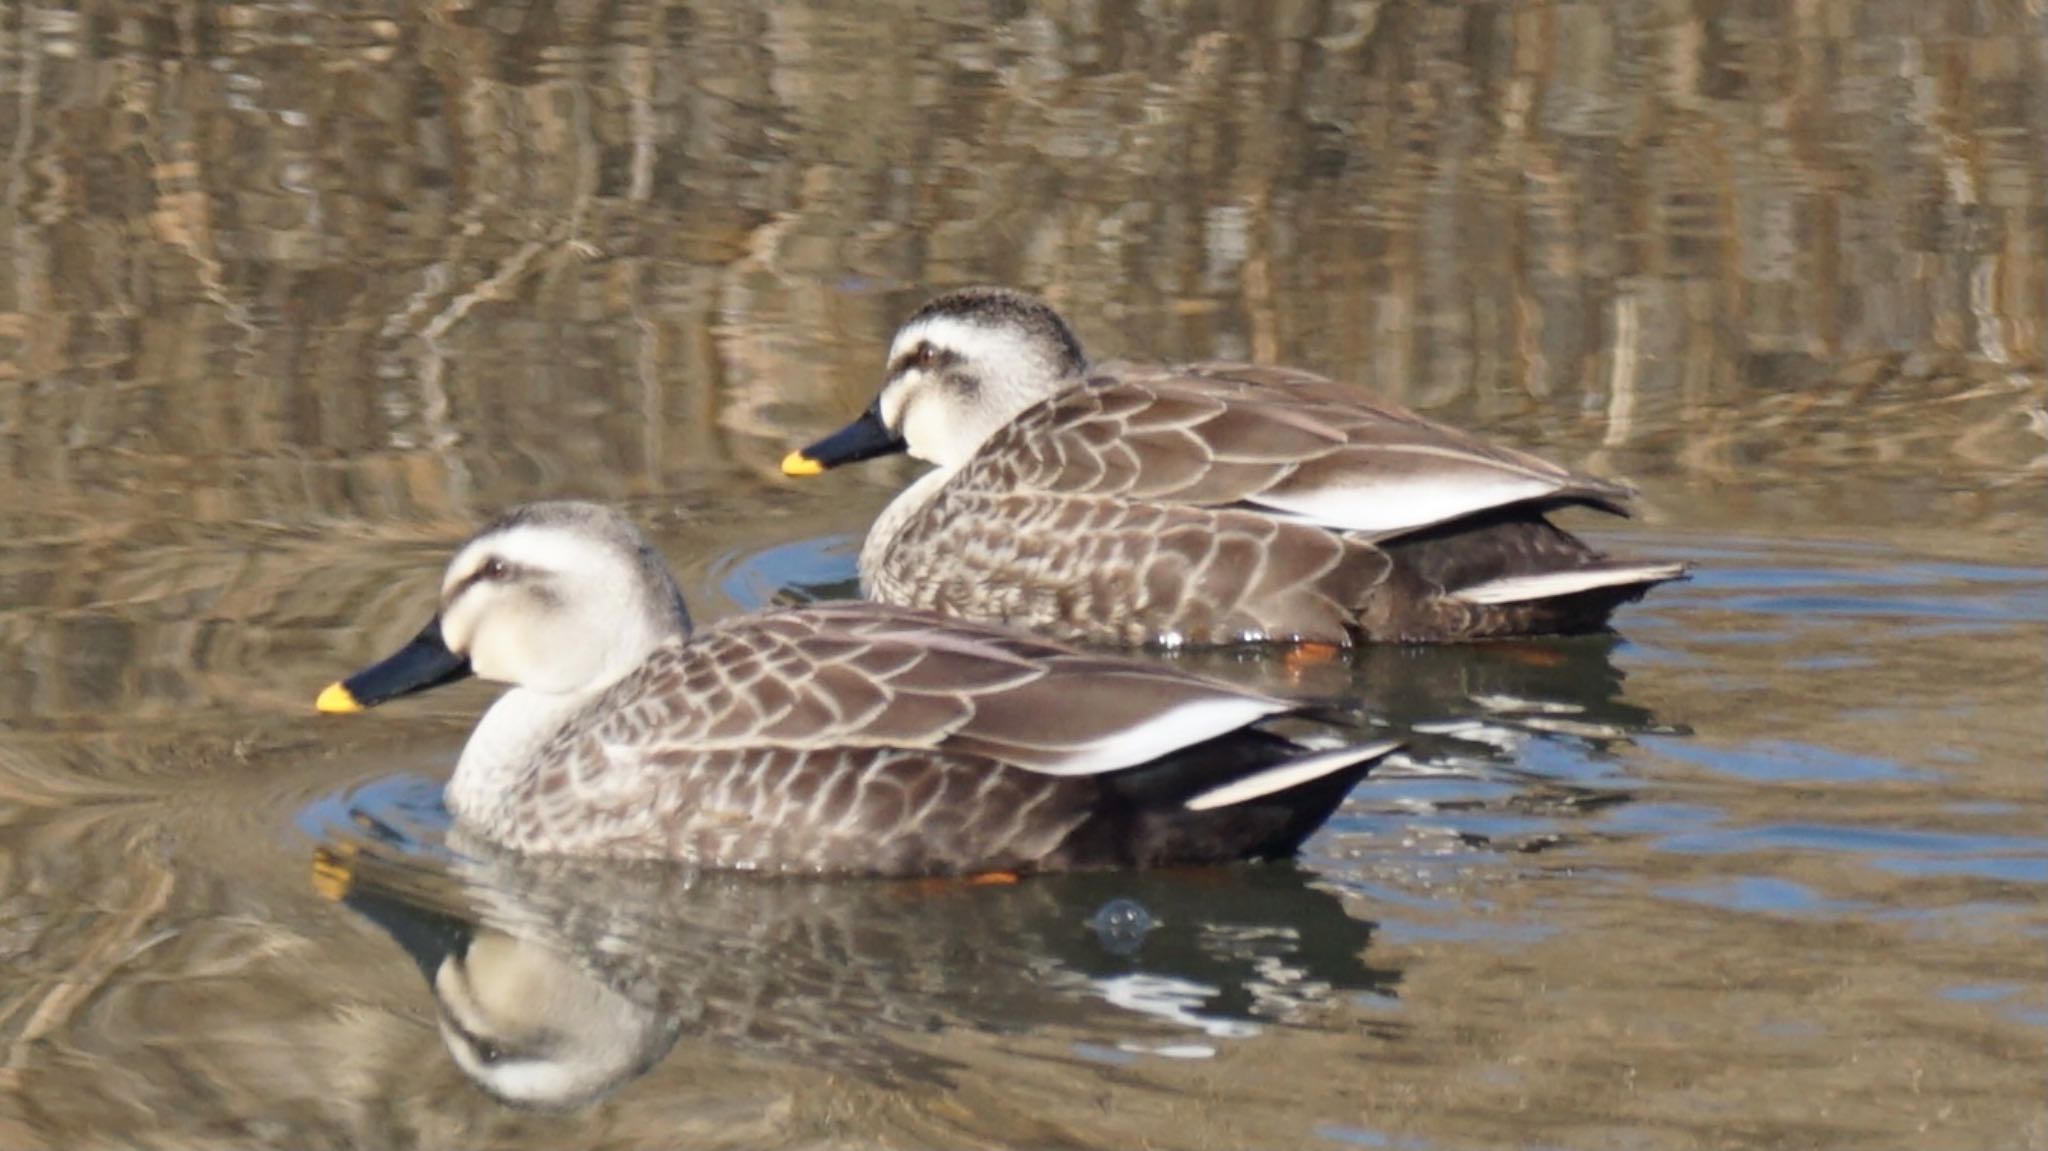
(904, 286, 1088, 378)
(870, 288, 1095, 469)
(468, 502, 692, 634)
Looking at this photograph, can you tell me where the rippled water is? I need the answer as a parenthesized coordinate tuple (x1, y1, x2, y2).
(2, 3, 2045, 1149)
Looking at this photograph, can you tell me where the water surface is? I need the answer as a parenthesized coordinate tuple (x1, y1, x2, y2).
(1, 3, 2044, 1149)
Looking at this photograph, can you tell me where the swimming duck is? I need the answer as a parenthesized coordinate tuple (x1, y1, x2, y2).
(783, 287, 1688, 646)
(314, 502, 1395, 874)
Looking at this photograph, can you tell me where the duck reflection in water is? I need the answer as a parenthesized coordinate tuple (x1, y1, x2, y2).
(310, 823, 1396, 1112)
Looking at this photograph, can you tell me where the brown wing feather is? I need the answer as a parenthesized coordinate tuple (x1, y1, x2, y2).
(502, 742, 1091, 872)
(959, 365, 1634, 527)
(868, 487, 1394, 646)
(550, 603, 1289, 776)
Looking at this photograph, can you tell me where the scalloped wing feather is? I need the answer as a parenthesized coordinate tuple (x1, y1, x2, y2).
(562, 603, 1293, 780)
(868, 486, 1393, 646)
(965, 365, 1635, 537)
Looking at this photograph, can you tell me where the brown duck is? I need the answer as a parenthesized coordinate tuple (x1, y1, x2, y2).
(784, 286, 1688, 646)
(314, 502, 1395, 875)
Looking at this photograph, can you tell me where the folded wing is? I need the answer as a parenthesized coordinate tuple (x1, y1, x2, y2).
(577, 603, 1294, 778)
(968, 364, 1635, 539)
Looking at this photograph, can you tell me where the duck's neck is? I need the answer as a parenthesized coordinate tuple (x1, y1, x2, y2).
(859, 464, 959, 590)
(444, 686, 600, 828)
(445, 609, 686, 830)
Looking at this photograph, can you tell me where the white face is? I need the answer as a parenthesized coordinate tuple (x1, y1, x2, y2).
(434, 932, 669, 1110)
(436, 522, 674, 695)
(876, 315, 1076, 468)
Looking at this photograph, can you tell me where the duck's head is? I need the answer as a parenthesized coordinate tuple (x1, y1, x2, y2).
(782, 286, 1088, 475)
(316, 502, 691, 713)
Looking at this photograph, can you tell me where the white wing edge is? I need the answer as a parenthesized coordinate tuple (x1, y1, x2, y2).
(1184, 740, 1400, 811)
(1455, 562, 1691, 605)
(1013, 694, 1294, 777)
(1248, 468, 1568, 537)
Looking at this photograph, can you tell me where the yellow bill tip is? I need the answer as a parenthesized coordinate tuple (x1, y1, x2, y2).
(780, 450, 825, 478)
(316, 682, 363, 714)
(310, 846, 357, 901)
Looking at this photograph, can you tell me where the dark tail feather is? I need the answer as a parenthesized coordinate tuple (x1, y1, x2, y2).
(1060, 732, 1394, 867)
(1169, 742, 1390, 861)
(1373, 509, 1690, 640)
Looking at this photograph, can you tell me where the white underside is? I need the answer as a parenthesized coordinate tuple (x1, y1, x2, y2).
(1183, 740, 1399, 811)
(1455, 562, 1689, 605)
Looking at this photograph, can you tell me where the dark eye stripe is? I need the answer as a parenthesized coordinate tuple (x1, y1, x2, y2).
(449, 557, 522, 602)
(888, 342, 960, 375)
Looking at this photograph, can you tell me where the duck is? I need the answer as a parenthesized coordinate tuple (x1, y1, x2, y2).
(782, 286, 1689, 647)
(313, 501, 1396, 875)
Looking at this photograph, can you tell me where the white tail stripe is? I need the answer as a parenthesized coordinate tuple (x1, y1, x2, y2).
(1183, 741, 1398, 812)
(1455, 563, 1689, 606)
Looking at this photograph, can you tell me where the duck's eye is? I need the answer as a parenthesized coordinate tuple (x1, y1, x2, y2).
(479, 558, 510, 581)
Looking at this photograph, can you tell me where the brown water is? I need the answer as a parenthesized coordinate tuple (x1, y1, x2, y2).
(2, 3, 2045, 1148)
